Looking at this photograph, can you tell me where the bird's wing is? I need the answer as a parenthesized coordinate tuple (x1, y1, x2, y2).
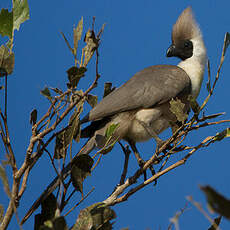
(82, 65, 191, 123)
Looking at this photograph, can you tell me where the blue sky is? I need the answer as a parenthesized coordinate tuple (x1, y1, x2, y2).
(0, 0, 230, 229)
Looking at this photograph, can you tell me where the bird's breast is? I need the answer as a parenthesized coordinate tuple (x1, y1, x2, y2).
(125, 108, 170, 143)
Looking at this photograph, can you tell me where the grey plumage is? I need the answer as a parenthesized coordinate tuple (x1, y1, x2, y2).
(82, 65, 191, 123)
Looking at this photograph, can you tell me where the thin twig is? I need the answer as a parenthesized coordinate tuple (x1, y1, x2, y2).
(187, 196, 221, 230)
(91, 153, 103, 171)
(4, 73, 7, 121)
(103, 136, 215, 206)
(64, 187, 95, 217)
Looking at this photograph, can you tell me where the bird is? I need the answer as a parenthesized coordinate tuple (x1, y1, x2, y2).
(79, 6, 206, 164)
(21, 6, 206, 224)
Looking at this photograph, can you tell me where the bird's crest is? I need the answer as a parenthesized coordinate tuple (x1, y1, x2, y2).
(172, 7, 201, 44)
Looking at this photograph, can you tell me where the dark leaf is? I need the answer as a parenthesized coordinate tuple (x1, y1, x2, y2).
(188, 95, 200, 116)
(213, 128, 230, 142)
(223, 32, 230, 57)
(34, 214, 44, 230)
(200, 185, 230, 219)
(170, 98, 188, 123)
(66, 107, 82, 143)
(71, 90, 84, 104)
(30, 109, 37, 125)
(41, 193, 58, 221)
(0, 204, 4, 223)
(82, 29, 98, 67)
(0, 45, 15, 75)
(39, 223, 52, 230)
(0, 164, 11, 198)
(0, 68, 7, 78)
(90, 203, 116, 230)
(52, 216, 68, 230)
(73, 208, 93, 230)
(73, 203, 116, 230)
(66, 66, 87, 88)
(12, 0, 30, 32)
(54, 105, 83, 159)
(40, 87, 52, 101)
(206, 60, 211, 93)
(73, 17, 83, 56)
(35, 215, 67, 230)
(49, 87, 63, 95)
(54, 131, 66, 159)
(0, 86, 4, 90)
(86, 94, 98, 108)
(0, 9, 13, 38)
(103, 82, 115, 98)
(71, 155, 94, 193)
(208, 216, 222, 230)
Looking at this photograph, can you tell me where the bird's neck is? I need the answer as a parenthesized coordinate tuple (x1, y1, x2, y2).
(178, 36, 207, 98)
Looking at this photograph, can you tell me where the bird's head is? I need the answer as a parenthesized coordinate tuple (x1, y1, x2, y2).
(166, 7, 205, 61)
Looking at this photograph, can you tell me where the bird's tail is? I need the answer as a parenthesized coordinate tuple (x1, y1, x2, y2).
(21, 137, 96, 225)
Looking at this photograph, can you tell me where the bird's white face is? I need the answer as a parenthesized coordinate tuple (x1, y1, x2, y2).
(166, 7, 207, 99)
(178, 35, 207, 98)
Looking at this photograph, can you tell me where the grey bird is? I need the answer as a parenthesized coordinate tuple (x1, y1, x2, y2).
(21, 7, 206, 224)
(79, 6, 206, 164)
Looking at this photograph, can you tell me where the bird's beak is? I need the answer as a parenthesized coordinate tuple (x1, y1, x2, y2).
(166, 44, 176, 57)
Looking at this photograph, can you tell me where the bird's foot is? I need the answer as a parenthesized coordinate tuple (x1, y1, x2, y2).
(156, 139, 173, 154)
(138, 158, 155, 181)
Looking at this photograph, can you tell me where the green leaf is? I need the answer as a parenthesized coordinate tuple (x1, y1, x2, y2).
(71, 155, 94, 193)
(0, 164, 11, 198)
(200, 185, 230, 219)
(40, 87, 52, 101)
(169, 98, 188, 123)
(73, 17, 83, 56)
(213, 128, 230, 142)
(0, 9, 13, 38)
(12, 0, 30, 32)
(86, 94, 98, 108)
(105, 123, 119, 139)
(0, 45, 15, 75)
(223, 32, 230, 57)
(95, 123, 119, 155)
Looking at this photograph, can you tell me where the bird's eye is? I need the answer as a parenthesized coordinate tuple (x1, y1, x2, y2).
(184, 40, 192, 48)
